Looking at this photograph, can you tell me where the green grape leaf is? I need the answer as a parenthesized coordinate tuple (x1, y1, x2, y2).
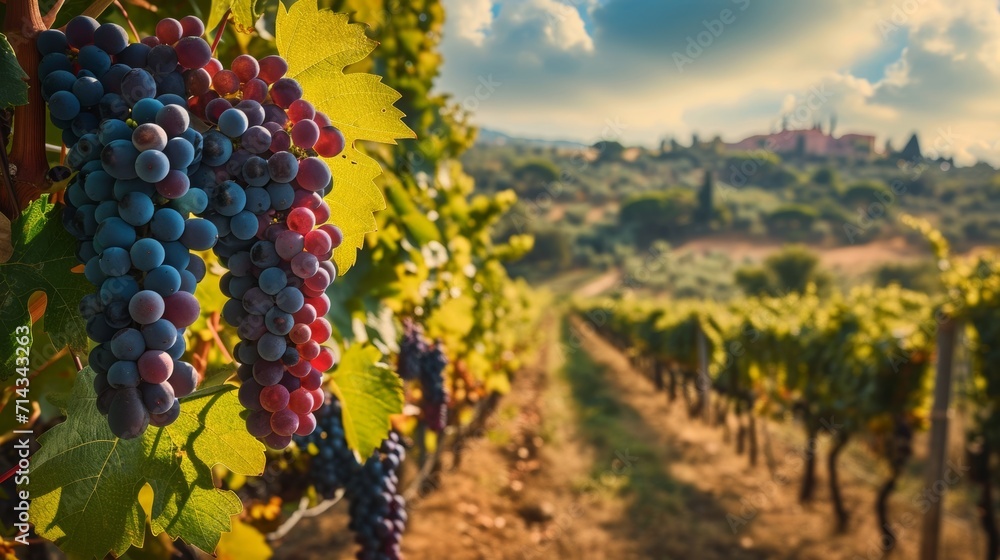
(328, 344, 403, 458)
(0, 33, 26, 109)
(276, 1, 415, 274)
(28, 369, 266, 558)
(207, 0, 263, 34)
(0, 197, 90, 382)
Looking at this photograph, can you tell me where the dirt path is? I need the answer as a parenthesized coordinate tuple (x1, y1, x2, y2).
(565, 315, 984, 560)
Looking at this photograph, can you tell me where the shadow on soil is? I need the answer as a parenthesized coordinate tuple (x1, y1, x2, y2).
(559, 318, 776, 559)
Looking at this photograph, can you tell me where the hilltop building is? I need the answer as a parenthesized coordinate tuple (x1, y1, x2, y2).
(724, 124, 876, 158)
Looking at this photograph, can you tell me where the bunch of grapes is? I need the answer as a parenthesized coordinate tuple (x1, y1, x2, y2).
(395, 321, 449, 432)
(293, 393, 358, 499)
(293, 394, 407, 558)
(419, 342, 448, 433)
(346, 432, 408, 560)
(186, 49, 347, 450)
(43, 15, 219, 438)
(396, 319, 426, 381)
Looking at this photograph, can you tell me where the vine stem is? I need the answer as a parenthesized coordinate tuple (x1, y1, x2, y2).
(113, 0, 141, 42)
(0, 462, 18, 484)
(210, 9, 230, 55)
(2, 0, 47, 220)
(266, 491, 345, 542)
(69, 349, 83, 372)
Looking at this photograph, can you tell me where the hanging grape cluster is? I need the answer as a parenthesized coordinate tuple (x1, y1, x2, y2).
(294, 392, 407, 560)
(45, 15, 217, 438)
(48, 14, 348, 445)
(396, 320, 449, 432)
(347, 432, 407, 560)
(192, 50, 347, 450)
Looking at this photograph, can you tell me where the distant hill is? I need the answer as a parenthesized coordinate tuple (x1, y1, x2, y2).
(476, 128, 588, 149)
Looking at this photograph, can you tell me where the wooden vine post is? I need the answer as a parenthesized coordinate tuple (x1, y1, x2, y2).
(696, 323, 710, 423)
(919, 317, 957, 560)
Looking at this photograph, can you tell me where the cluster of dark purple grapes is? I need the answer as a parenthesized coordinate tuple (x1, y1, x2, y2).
(294, 394, 357, 499)
(419, 344, 448, 433)
(347, 432, 407, 560)
(294, 394, 407, 559)
(183, 50, 347, 450)
(396, 320, 449, 432)
(43, 15, 217, 438)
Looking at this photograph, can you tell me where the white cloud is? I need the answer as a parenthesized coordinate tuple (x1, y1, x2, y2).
(443, 0, 494, 46)
(436, 0, 1000, 165)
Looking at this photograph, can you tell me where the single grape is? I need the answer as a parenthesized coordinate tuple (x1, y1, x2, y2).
(37, 29, 69, 56)
(66, 15, 100, 49)
(149, 398, 181, 427)
(121, 69, 157, 106)
(108, 387, 150, 439)
(161, 291, 200, 328)
(270, 78, 303, 108)
(132, 123, 168, 152)
(130, 238, 166, 271)
(218, 108, 249, 137)
(108, 361, 141, 388)
(138, 350, 173, 383)
(291, 119, 320, 149)
(94, 23, 129, 54)
(150, 208, 185, 241)
(155, 104, 190, 137)
(165, 34, 207, 71)
(167, 361, 198, 397)
(135, 150, 170, 183)
(129, 290, 165, 324)
(142, 319, 179, 351)
(145, 265, 182, 296)
(296, 157, 332, 192)
(180, 15, 206, 38)
(140, 381, 176, 415)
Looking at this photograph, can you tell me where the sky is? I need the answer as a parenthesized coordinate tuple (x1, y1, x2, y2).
(436, 0, 1000, 166)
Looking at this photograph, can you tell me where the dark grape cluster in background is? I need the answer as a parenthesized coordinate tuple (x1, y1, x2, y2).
(347, 432, 407, 560)
(396, 320, 449, 432)
(44, 15, 217, 438)
(294, 393, 407, 560)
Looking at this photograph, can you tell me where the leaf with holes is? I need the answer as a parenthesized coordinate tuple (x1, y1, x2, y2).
(276, 1, 415, 274)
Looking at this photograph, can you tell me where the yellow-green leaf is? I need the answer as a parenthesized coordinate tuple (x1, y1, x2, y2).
(207, 0, 263, 34)
(28, 369, 265, 558)
(276, 1, 415, 274)
(328, 344, 403, 458)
